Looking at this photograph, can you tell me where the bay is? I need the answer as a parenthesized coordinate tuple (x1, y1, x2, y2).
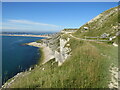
(2, 36, 44, 84)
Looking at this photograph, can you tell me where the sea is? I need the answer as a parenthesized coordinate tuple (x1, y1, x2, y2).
(1, 32, 54, 85)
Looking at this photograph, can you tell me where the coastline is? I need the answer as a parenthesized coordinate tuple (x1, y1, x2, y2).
(0, 34, 50, 38)
(1, 38, 54, 88)
(26, 42, 54, 64)
(1, 6, 119, 88)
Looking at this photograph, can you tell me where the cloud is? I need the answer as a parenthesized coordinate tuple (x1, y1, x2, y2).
(2, 19, 63, 32)
(8, 19, 59, 28)
(2, 27, 18, 30)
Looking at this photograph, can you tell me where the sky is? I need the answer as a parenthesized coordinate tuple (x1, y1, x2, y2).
(2, 2, 118, 32)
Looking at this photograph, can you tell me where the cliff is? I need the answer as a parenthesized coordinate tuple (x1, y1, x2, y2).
(1, 6, 119, 88)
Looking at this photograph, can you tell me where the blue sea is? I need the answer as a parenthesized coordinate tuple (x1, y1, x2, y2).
(2, 35, 45, 85)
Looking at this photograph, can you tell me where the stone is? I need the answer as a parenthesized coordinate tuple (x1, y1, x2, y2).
(66, 44, 70, 47)
(83, 27, 89, 30)
(101, 33, 109, 38)
(42, 68, 45, 71)
(113, 43, 118, 47)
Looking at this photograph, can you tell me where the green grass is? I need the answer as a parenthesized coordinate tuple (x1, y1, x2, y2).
(61, 33, 70, 40)
(36, 40, 43, 43)
(37, 48, 44, 65)
(73, 7, 118, 39)
(7, 37, 117, 88)
(4, 6, 118, 88)
(63, 28, 78, 31)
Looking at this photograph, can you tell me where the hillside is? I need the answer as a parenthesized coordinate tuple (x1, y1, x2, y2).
(1, 6, 118, 88)
(74, 7, 118, 44)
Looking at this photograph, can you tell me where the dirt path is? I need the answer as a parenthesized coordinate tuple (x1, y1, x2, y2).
(69, 34, 109, 42)
(69, 34, 119, 89)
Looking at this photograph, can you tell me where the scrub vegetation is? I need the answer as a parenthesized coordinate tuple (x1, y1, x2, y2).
(3, 6, 118, 88)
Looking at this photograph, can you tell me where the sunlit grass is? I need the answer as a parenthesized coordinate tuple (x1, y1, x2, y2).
(8, 37, 117, 88)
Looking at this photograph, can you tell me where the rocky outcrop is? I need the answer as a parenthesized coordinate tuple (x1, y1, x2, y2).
(27, 33, 71, 66)
(55, 38, 71, 66)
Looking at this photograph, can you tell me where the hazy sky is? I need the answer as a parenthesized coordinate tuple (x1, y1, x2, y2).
(2, 2, 118, 32)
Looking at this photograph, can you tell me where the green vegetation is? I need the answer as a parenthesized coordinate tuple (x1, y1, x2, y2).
(3, 6, 118, 88)
(37, 48, 44, 64)
(73, 7, 118, 40)
(36, 40, 43, 43)
(63, 28, 78, 31)
(8, 37, 117, 88)
(61, 33, 70, 40)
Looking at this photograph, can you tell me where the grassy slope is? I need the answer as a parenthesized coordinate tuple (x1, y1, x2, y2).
(73, 7, 118, 38)
(6, 7, 118, 88)
(9, 37, 117, 88)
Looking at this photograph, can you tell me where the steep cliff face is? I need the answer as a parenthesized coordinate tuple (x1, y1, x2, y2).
(55, 37, 71, 66)
(45, 33, 71, 66)
(36, 32, 71, 66)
